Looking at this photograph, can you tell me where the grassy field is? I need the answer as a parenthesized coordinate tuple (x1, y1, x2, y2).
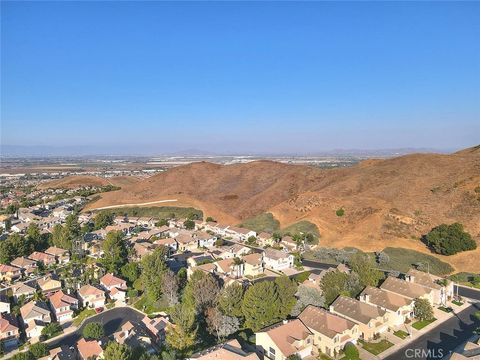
(104, 206, 203, 220)
(379, 247, 454, 276)
(239, 212, 280, 233)
(412, 318, 437, 330)
(449, 272, 480, 288)
(360, 339, 394, 355)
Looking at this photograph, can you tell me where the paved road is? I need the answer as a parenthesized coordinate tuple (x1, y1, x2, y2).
(48, 307, 145, 348)
(301, 259, 337, 270)
(384, 302, 480, 360)
(456, 285, 480, 301)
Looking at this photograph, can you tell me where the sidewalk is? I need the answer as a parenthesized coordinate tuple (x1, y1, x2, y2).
(379, 300, 472, 359)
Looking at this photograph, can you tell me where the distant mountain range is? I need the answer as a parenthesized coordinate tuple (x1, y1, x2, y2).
(1, 144, 456, 158)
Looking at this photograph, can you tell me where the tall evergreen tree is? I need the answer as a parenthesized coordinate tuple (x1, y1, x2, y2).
(242, 281, 281, 331)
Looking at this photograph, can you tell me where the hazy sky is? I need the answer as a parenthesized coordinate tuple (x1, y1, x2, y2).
(1, 1, 479, 155)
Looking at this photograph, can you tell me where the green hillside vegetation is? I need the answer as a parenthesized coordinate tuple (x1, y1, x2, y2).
(103, 206, 203, 220)
(281, 221, 320, 244)
(239, 212, 280, 233)
(379, 247, 454, 276)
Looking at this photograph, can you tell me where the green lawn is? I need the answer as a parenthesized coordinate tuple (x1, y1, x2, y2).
(412, 318, 437, 330)
(102, 206, 203, 220)
(133, 295, 166, 315)
(72, 308, 96, 326)
(360, 339, 394, 355)
(378, 247, 454, 276)
(239, 212, 280, 233)
(393, 330, 409, 339)
(452, 300, 464, 306)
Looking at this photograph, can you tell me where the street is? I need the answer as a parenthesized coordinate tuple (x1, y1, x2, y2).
(48, 307, 146, 348)
(384, 302, 480, 360)
(456, 285, 480, 301)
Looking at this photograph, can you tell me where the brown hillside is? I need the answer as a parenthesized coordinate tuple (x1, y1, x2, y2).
(84, 148, 480, 272)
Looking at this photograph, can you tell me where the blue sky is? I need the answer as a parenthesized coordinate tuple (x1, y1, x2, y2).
(1, 1, 479, 155)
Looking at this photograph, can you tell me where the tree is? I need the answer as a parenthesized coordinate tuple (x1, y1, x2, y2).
(343, 342, 359, 360)
(218, 282, 244, 318)
(424, 223, 476, 255)
(26, 224, 48, 251)
(290, 285, 325, 316)
(206, 307, 240, 341)
(102, 231, 129, 273)
(414, 298, 434, 321)
(162, 270, 179, 306)
(348, 252, 383, 287)
(121, 262, 140, 284)
(242, 281, 281, 331)
(275, 276, 298, 318)
(83, 322, 105, 340)
(320, 270, 362, 306)
(183, 219, 195, 230)
(376, 251, 390, 265)
(205, 217, 216, 222)
(94, 211, 114, 230)
(286, 355, 302, 360)
(141, 246, 168, 302)
(29, 343, 48, 359)
(103, 342, 133, 360)
(336, 208, 345, 217)
(155, 219, 169, 227)
(166, 303, 197, 352)
(41, 322, 63, 339)
(183, 271, 221, 312)
(11, 353, 34, 360)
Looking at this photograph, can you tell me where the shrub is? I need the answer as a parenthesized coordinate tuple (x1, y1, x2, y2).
(424, 223, 476, 255)
(344, 342, 360, 360)
(29, 343, 48, 358)
(83, 322, 105, 340)
(336, 208, 345, 217)
(414, 298, 434, 321)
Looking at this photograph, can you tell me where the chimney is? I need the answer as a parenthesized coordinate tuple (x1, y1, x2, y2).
(283, 319, 288, 325)
(363, 294, 370, 303)
(406, 275, 414, 283)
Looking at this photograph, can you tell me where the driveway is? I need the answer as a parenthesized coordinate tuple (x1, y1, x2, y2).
(383, 302, 480, 360)
(48, 307, 146, 348)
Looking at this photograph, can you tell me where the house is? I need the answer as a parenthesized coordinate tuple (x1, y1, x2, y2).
(281, 236, 298, 251)
(380, 276, 435, 305)
(11, 282, 36, 302)
(48, 290, 78, 323)
(257, 232, 274, 247)
(175, 231, 199, 252)
(188, 263, 217, 278)
(20, 301, 52, 324)
(153, 237, 178, 254)
(134, 241, 156, 259)
(105, 223, 134, 236)
(45, 247, 70, 264)
(215, 258, 244, 278)
(0, 295, 10, 314)
(11, 256, 37, 273)
(218, 244, 250, 259)
(191, 339, 260, 360)
(329, 296, 388, 341)
(142, 315, 170, 343)
(405, 269, 454, 305)
(78, 284, 106, 309)
(225, 226, 257, 241)
(38, 275, 62, 294)
(195, 231, 217, 248)
(28, 252, 56, 266)
(359, 286, 414, 327)
(113, 321, 135, 344)
(263, 248, 294, 271)
(0, 313, 20, 348)
(100, 273, 128, 291)
(25, 319, 47, 341)
(256, 319, 314, 360)
(242, 253, 264, 277)
(298, 305, 359, 358)
(38, 345, 76, 360)
(109, 287, 127, 303)
(0, 264, 22, 281)
(76, 338, 104, 360)
(11, 222, 29, 233)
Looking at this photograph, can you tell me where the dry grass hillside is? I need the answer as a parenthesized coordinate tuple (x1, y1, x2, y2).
(83, 146, 480, 272)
